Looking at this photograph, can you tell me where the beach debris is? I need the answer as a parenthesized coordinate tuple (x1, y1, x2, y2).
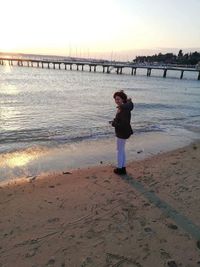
(137, 149, 143, 154)
(47, 217, 60, 223)
(63, 171, 72, 175)
(160, 248, 170, 259)
(197, 240, 200, 249)
(171, 162, 178, 165)
(49, 185, 55, 188)
(193, 144, 198, 150)
(100, 161, 103, 164)
(144, 227, 153, 233)
(167, 223, 178, 230)
(28, 176, 37, 182)
(103, 179, 110, 183)
(167, 259, 178, 267)
(46, 258, 55, 266)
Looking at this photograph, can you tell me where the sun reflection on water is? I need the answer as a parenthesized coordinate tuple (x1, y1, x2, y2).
(6, 153, 34, 167)
(0, 150, 40, 168)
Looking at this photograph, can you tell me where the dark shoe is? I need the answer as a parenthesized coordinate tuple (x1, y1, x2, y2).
(114, 168, 126, 175)
(121, 167, 127, 175)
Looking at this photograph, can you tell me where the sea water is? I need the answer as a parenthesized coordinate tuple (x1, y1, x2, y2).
(0, 63, 200, 181)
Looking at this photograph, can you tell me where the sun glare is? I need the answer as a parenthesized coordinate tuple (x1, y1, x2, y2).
(0, 152, 37, 168)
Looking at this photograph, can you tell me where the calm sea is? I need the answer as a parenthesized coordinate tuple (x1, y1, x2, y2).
(0, 63, 200, 181)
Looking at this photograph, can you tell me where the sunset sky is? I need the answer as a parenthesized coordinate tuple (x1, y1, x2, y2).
(1, 0, 200, 60)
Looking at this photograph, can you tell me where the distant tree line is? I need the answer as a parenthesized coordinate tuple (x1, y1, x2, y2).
(133, 50, 200, 65)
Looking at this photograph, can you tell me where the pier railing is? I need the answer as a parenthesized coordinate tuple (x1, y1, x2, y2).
(0, 57, 199, 80)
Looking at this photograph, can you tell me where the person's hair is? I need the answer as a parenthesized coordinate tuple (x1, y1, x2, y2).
(113, 90, 128, 103)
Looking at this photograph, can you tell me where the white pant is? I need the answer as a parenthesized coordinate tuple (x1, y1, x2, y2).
(116, 138, 126, 168)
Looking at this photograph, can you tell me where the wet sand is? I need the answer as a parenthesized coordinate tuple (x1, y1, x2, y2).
(0, 141, 200, 267)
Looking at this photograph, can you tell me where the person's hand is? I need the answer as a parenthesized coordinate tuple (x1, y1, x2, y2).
(116, 107, 121, 113)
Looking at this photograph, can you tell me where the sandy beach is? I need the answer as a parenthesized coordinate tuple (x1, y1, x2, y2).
(0, 141, 200, 267)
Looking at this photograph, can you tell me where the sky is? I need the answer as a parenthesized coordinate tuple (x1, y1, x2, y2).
(1, 0, 200, 60)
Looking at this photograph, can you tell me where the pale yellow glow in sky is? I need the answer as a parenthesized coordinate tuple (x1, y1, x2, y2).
(1, 0, 200, 59)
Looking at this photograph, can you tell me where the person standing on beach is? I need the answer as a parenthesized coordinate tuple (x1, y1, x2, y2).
(110, 90, 134, 175)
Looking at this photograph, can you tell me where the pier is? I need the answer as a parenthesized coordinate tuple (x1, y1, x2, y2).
(0, 57, 199, 80)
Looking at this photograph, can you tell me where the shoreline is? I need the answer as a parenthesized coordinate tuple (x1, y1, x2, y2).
(0, 141, 200, 266)
(1, 127, 200, 184)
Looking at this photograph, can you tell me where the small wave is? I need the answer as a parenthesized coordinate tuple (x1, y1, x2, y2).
(0, 126, 113, 149)
(134, 124, 165, 134)
(136, 103, 200, 111)
(136, 103, 175, 110)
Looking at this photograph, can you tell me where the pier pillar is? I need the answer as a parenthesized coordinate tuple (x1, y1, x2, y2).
(58, 63, 61, 70)
(77, 65, 79, 71)
(70, 64, 72, 70)
(53, 63, 55, 69)
(82, 65, 84, 71)
(180, 70, 184, 79)
(42, 62, 44, 68)
(48, 63, 50, 69)
(94, 66, 96, 72)
(134, 68, 137, 75)
(37, 62, 39, 68)
(117, 68, 119, 74)
(131, 68, 133, 75)
(107, 67, 110, 73)
(147, 68, 151, 77)
(31, 62, 33, 67)
(198, 71, 200, 80)
(64, 64, 67, 70)
(163, 69, 167, 78)
(103, 66, 105, 73)
(120, 67, 123, 74)
(89, 65, 91, 72)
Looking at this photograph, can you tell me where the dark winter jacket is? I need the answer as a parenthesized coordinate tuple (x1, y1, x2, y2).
(112, 100, 134, 139)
